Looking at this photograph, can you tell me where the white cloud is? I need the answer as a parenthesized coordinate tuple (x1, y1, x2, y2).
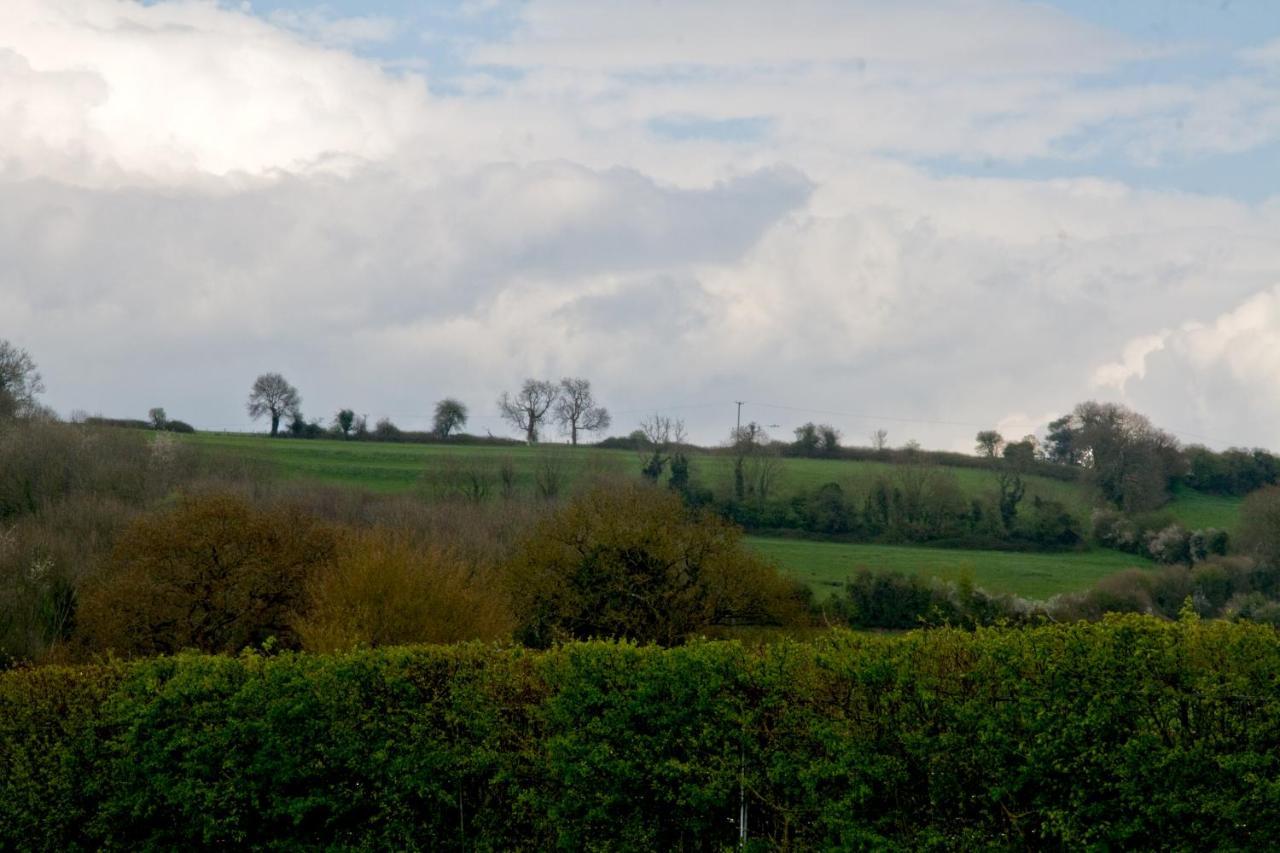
(475, 0, 1141, 75)
(2, 0, 1280, 449)
(1093, 287, 1280, 447)
(0, 0, 430, 185)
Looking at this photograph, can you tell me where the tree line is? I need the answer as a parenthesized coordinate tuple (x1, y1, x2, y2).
(246, 372, 611, 444)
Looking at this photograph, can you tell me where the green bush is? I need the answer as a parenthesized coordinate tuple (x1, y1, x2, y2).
(4, 617, 1280, 849)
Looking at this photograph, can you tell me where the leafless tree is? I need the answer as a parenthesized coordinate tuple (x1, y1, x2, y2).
(870, 429, 889, 451)
(435, 457, 495, 504)
(498, 379, 559, 444)
(730, 422, 782, 502)
(247, 373, 301, 437)
(554, 378, 611, 445)
(638, 414, 686, 480)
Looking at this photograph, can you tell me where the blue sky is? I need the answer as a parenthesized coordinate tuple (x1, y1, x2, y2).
(4, 0, 1280, 448)
(229, 0, 1280, 199)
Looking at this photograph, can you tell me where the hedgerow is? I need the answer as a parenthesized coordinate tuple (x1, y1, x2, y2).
(3, 616, 1280, 850)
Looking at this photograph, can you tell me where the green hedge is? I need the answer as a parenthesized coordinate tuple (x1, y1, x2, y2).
(4, 616, 1280, 850)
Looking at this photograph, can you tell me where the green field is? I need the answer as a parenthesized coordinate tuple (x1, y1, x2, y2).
(749, 537, 1153, 600)
(186, 432, 1087, 509)
(184, 433, 1232, 600)
(1165, 485, 1243, 533)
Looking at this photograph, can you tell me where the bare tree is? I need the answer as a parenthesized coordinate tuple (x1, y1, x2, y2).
(554, 378, 611, 445)
(247, 373, 301, 437)
(0, 340, 44, 419)
(638, 414, 686, 481)
(435, 456, 494, 504)
(148, 407, 167, 430)
(433, 398, 468, 438)
(870, 429, 889, 451)
(729, 422, 778, 502)
(498, 379, 558, 444)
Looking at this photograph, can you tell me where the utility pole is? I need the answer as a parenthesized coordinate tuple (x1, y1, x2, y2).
(735, 401, 744, 434)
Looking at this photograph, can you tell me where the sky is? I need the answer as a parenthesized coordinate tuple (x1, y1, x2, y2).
(3, 0, 1280, 450)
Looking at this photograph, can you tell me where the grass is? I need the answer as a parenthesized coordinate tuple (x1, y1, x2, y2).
(1164, 485, 1243, 533)
(183, 433, 1235, 601)
(749, 536, 1154, 601)
(185, 432, 1087, 509)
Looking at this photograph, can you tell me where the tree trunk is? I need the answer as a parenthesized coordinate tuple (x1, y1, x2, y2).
(270, 412, 280, 437)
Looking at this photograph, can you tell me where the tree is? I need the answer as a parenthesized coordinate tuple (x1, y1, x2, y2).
(247, 373, 301, 437)
(1003, 435, 1038, 467)
(793, 422, 821, 456)
(975, 430, 1004, 458)
(1239, 486, 1280, 568)
(819, 424, 842, 456)
(870, 429, 889, 451)
(433, 398, 468, 438)
(1066, 401, 1181, 512)
(554, 378, 610, 445)
(498, 379, 558, 444)
(504, 483, 807, 647)
(148, 407, 167, 430)
(293, 530, 511, 651)
(333, 409, 355, 438)
(76, 494, 336, 656)
(638, 414, 685, 481)
(0, 340, 44, 419)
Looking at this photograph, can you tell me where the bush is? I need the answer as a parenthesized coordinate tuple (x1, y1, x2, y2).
(505, 482, 808, 646)
(294, 529, 512, 651)
(5, 618, 1280, 849)
(76, 494, 337, 656)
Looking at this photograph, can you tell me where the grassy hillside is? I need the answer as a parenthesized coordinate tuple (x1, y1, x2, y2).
(749, 536, 1153, 600)
(185, 432, 1087, 509)
(182, 434, 1234, 602)
(1165, 484, 1243, 533)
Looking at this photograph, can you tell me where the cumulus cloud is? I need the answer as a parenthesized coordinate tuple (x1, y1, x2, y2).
(0, 0, 431, 185)
(1093, 287, 1280, 447)
(2, 0, 1280, 449)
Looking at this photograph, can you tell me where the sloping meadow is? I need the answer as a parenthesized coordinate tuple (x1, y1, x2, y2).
(4, 616, 1280, 850)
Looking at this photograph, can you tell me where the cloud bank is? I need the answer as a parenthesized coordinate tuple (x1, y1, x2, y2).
(2, 0, 1279, 449)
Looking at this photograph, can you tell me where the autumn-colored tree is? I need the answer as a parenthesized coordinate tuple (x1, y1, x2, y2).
(77, 494, 336, 656)
(294, 529, 512, 651)
(505, 482, 807, 647)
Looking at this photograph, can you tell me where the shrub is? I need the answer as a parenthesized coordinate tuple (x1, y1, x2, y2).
(76, 494, 337, 656)
(506, 482, 808, 646)
(294, 529, 512, 651)
(5, 618, 1280, 849)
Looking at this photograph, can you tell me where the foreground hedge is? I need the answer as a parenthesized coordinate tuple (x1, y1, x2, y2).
(4, 616, 1280, 850)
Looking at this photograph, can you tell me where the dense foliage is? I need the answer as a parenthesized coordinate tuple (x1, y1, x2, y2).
(506, 483, 808, 646)
(4, 617, 1280, 850)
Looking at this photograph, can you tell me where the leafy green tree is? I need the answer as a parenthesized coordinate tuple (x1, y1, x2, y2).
(975, 430, 1004, 458)
(432, 398, 468, 437)
(505, 483, 806, 646)
(333, 408, 355, 438)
